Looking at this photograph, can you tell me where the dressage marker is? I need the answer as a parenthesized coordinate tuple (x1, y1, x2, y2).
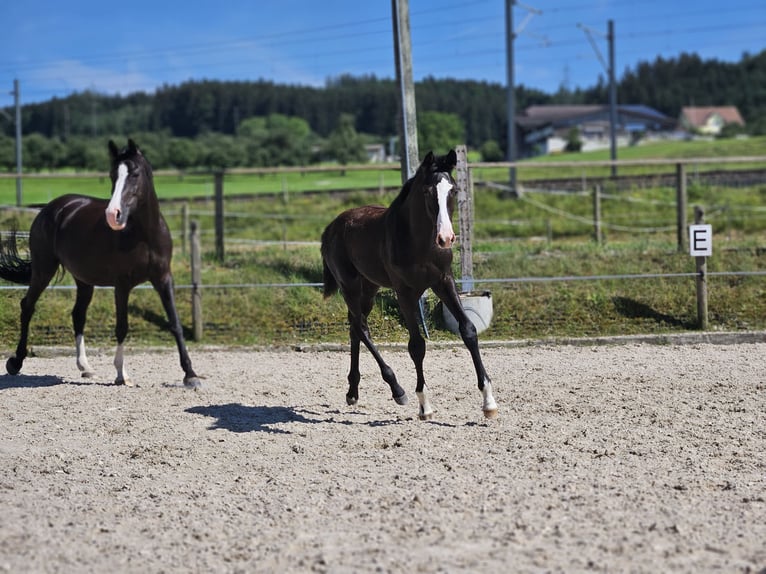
(321, 150, 498, 420)
(0, 139, 200, 389)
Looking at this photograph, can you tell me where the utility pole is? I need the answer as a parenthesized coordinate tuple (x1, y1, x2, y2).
(392, 0, 418, 182)
(579, 20, 618, 178)
(505, 1, 541, 197)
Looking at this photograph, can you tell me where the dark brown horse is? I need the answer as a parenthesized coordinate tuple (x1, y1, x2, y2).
(321, 150, 497, 419)
(0, 139, 200, 389)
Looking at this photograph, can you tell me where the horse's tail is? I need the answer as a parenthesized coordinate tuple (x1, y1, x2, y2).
(0, 230, 32, 285)
(322, 259, 338, 299)
(320, 225, 339, 299)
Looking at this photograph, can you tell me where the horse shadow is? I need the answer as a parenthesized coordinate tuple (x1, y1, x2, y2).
(612, 296, 696, 329)
(186, 403, 328, 434)
(186, 403, 457, 433)
(0, 373, 68, 389)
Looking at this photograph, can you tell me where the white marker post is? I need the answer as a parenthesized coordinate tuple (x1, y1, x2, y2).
(689, 207, 711, 329)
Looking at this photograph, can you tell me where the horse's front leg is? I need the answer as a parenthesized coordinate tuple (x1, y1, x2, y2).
(397, 289, 435, 420)
(432, 281, 498, 419)
(72, 281, 95, 378)
(154, 274, 201, 389)
(113, 285, 133, 386)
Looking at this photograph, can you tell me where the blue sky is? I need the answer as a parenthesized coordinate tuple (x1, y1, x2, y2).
(1, 0, 763, 106)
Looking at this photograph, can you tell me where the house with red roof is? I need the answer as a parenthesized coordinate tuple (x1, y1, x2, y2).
(679, 106, 745, 135)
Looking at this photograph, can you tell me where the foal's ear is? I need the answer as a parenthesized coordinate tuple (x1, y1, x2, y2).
(127, 138, 141, 155)
(421, 151, 435, 168)
(445, 149, 458, 170)
(108, 140, 119, 159)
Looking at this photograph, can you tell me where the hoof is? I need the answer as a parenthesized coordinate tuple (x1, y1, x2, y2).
(418, 410, 435, 421)
(81, 370, 95, 379)
(114, 377, 134, 387)
(346, 394, 358, 406)
(393, 392, 408, 406)
(184, 376, 202, 390)
(483, 407, 499, 419)
(6, 356, 21, 376)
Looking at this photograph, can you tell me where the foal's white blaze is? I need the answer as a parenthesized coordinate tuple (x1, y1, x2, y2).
(75, 334, 95, 377)
(105, 163, 128, 231)
(435, 176, 456, 248)
(113, 342, 132, 386)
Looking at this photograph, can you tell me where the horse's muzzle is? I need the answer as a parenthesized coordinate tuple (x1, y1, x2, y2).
(105, 208, 126, 231)
(436, 231, 456, 249)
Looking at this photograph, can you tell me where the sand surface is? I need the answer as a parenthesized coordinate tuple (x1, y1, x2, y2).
(1, 340, 764, 573)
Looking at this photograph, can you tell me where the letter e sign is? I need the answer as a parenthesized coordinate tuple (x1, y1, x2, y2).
(689, 224, 712, 256)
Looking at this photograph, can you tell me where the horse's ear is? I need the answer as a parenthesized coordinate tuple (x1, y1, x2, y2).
(445, 149, 457, 171)
(108, 140, 119, 159)
(421, 151, 435, 170)
(127, 138, 141, 155)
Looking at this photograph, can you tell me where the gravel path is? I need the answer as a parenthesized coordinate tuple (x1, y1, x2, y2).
(1, 340, 764, 573)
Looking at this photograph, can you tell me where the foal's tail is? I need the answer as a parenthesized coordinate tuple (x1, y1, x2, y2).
(320, 225, 339, 299)
(322, 259, 339, 299)
(0, 230, 32, 284)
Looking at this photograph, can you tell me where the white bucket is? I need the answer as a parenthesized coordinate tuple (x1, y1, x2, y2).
(442, 291, 493, 335)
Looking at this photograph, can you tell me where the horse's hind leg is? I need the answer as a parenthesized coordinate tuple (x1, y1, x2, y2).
(432, 280, 498, 419)
(154, 274, 201, 389)
(7, 265, 57, 376)
(344, 283, 407, 406)
(72, 281, 96, 377)
(346, 321, 361, 405)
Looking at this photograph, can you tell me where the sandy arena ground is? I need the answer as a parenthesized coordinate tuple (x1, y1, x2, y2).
(0, 338, 764, 573)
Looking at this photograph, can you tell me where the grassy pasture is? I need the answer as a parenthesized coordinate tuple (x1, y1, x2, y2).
(1, 137, 765, 350)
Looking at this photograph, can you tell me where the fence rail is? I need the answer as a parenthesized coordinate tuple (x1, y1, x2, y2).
(2, 154, 765, 341)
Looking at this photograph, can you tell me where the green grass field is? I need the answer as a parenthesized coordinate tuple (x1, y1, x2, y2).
(1, 137, 765, 351)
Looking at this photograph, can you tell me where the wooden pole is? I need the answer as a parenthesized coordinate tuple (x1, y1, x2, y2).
(190, 220, 203, 341)
(392, 0, 419, 182)
(694, 206, 708, 330)
(455, 145, 474, 293)
(676, 162, 687, 253)
(181, 202, 189, 257)
(592, 184, 602, 245)
(214, 171, 224, 262)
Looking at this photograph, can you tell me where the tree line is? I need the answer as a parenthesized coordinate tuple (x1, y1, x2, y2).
(1, 49, 764, 172)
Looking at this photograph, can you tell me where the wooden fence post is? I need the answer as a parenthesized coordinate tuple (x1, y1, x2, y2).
(694, 206, 709, 330)
(181, 202, 189, 257)
(676, 162, 687, 253)
(190, 220, 203, 341)
(592, 184, 602, 245)
(455, 145, 474, 293)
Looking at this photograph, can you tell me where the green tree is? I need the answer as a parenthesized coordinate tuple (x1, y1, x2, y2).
(0, 135, 16, 172)
(417, 111, 464, 155)
(480, 140, 504, 162)
(238, 114, 316, 167)
(323, 114, 367, 165)
(167, 138, 200, 170)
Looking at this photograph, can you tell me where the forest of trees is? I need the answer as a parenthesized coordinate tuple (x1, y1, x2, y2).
(0, 50, 764, 172)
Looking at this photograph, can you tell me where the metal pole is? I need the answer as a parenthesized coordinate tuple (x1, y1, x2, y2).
(214, 171, 224, 262)
(608, 20, 617, 179)
(505, 0, 517, 196)
(694, 206, 708, 330)
(190, 220, 203, 341)
(13, 79, 22, 206)
(676, 163, 687, 253)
